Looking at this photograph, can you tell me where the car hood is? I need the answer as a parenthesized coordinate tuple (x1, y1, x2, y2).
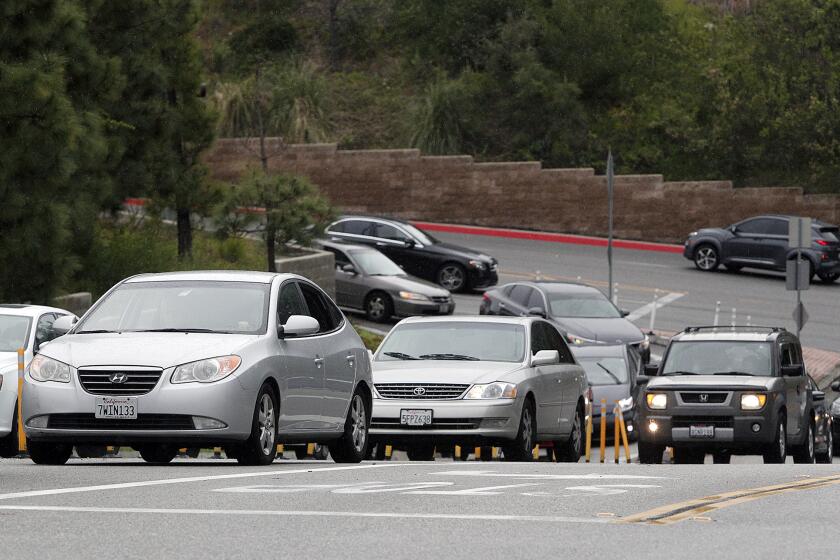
(369, 275, 451, 297)
(38, 333, 258, 369)
(373, 360, 522, 385)
(647, 375, 774, 390)
(428, 242, 495, 264)
(552, 317, 644, 344)
(591, 383, 632, 408)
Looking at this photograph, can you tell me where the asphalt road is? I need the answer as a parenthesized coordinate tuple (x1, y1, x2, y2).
(354, 229, 840, 353)
(2, 457, 839, 559)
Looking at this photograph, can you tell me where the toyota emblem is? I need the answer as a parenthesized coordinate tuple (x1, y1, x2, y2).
(413, 387, 426, 396)
(699, 393, 709, 403)
(109, 372, 129, 384)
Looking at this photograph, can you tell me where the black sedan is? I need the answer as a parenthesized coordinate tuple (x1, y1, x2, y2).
(324, 216, 498, 292)
(683, 214, 840, 283)
(480, 281, 649, 361)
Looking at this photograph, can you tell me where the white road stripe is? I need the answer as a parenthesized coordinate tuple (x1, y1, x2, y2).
(0, 504, 611, 524)
(0, 463, 407, 502)
(626, 291, 684, 322)
(429, 471, 668, 480)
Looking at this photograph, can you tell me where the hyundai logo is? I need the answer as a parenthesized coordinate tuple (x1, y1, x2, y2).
(699, 393, 709, 403)
(413, 387, 426, 396)
(109, 372, 129, 384)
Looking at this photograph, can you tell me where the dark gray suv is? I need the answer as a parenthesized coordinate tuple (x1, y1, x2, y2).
(683, 215, 840, 283)
(637, 326, 817, 464)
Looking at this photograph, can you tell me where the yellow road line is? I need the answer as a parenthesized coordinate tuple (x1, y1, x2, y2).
(621, 475, 840, 525)
(498, 269, 686, 296)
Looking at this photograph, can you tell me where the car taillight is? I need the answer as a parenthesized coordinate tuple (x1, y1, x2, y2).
(482, 294, 490, 303)
(816, 239, 830, 246)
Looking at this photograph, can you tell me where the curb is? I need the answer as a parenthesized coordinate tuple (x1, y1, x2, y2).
(412, 221, 684, 254)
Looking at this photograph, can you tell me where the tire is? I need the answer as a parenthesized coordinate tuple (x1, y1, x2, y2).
(330, 391, 370, 464)
(673, 447, 705, 464)
(638, 441, 664, 464)
(792, 422, 815, 464)
(406, 444, 436, 461)
(818, 271, 839, 284)
(712, 451, 731, 464)
(75, 445, 108, 458)
(763, 416, 787, 464)
(138, 444, 178, 464)
(503, 399, 536, 462)
(313, 444, 330, 460)
(693, 244, 720, 271)
(236, 384, 279, 466)
(186, 447, 200, 458)
(0, 406, 20, 458)
(555, 404, 583, 462)
(437, 263, 467, 292)
(816, 425, 834, 464)
(27, 440, 72, 465)
(364, 292, 393, 323)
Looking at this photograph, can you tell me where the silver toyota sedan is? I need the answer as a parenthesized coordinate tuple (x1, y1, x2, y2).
(370, 316, 588, 461)
(22, 271, 372, 465)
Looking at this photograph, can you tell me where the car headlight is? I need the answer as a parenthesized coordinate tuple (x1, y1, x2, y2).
(831, 399, 840, 415)
(468, 260, 487, 270)
(688, 231, 698, 237)
(398, 291, 430, 302)
(171, 355, 242, 384)
(566, 333, 598, 346)
(740, 393, 767, 411)
(29, 355, 73, 383)
(646, 393, 667, 410)
(640, 335, 650, 350)
(618, 396, 634, 412)
(464, 382, 517, 400)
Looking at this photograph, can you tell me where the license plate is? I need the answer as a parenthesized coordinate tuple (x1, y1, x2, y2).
(438, 304, 449, 313)
(95, 396, 138, 419)
(689, 425, 714, 438)
(400, 409, 433, 426)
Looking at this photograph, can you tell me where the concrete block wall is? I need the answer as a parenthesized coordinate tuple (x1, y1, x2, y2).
(275, 248, 336, 299)
(204, 139, 840, 243)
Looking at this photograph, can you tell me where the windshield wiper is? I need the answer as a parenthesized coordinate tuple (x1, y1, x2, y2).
(383, 351, 419, 360)
(76, 329, 118, 334)
(418, 353, 480, 361)
(132, 328, 224, 334)
(662, 370, 701, 376)
(596, 363, 622, 384)
(711, 371, 756, 376)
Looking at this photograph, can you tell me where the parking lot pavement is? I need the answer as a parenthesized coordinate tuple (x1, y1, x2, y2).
(2, 458, 839, 559)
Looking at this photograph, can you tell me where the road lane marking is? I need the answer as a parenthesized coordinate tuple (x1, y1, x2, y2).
(625, 292, 685, 322)
(406, 483, 540, 496)
(430, 470, 668, 480)
(0, 463, 408, 502)
(498, 270, 686, 296)
(0, 505, 611, 524)
(621, 474, 840, 525)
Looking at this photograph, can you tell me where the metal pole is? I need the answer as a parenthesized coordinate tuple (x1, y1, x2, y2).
(796, 249, 802, 338)
(607, 150, 614, 301)
(649, 289, 659, 333)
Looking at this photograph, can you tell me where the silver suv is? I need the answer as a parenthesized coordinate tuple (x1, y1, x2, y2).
(637, 326, 816, 464)
(22, 271, 372, 465)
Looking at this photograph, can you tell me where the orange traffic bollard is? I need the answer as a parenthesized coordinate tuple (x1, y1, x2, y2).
(599, 399, 607, 463)
(585, 400, 593, 462)
(17, 348, 25, 453)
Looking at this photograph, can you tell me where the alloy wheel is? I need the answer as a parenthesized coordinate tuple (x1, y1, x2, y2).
(807, 425, 814, 460)
(827, 429, 834, 462)
(695, 247, 718, 270)
(778, 422, 786, 458)
(438, 265, 465, 291)
(349, 395, 367, 454)
(258, 394, 276, 456)
(521, 406, 534, 452)
(569, 410, 582, 456)
(367, 296, 386, 320)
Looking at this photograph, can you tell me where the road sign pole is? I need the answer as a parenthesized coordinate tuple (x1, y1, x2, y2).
(607, 150, 614, 300)
(796, 248, 801, 338)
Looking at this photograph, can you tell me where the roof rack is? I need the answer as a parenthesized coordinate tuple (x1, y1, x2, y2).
(682, 326, 786, 333)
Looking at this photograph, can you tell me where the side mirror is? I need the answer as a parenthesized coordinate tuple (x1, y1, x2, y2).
(781, 364, 804, 377)
(403, 239, 416, 248)
(531, 350, 559, 367)
(643, 363, 659, 376)
(52, 315, 77, 336)
(279, 315, 320, 338)
(636, 375, 652, 386)
(729, 225, 739, 234)
(831, 380, 840, 392)
(340, 263, 357, 275)
(528, 306, 546, 318)
(620, 309, 630, 318)
(813, 390, 826, 402)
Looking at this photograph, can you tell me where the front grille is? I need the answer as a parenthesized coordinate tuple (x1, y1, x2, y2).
(672, 416, 734, 428)
(375, 383, 469, 400)
(430, 296, 451, 303)
(78, 369, 162, 395)
(680, 392, 729, 404)
(371, 417, 481, 430)
(47, 413, 195, 431)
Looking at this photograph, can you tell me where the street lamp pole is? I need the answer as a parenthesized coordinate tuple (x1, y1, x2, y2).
(607, 150, 614, 302)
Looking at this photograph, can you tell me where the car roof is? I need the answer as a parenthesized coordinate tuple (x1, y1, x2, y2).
(739, 215, 834, 228)
(671, 327, 786, 343)
(124, 270, 285, 284)
(396, 315, 537, 327)
(316, 238, 377, 253)
(334, 215, 412, 227)
(0, 304, 72, 317)
(502, 281, 604, 295)
(570, 344, 627, 358)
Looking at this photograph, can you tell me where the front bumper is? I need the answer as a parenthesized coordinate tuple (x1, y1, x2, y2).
(468, 266, 499, 289)
(370, 397, 520, 445)
(638, 405, 779, 450)
(22, 372, 255, 445)
(393, 298, 455, 317)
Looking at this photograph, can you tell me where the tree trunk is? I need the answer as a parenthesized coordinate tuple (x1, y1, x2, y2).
(266, 222, 276, 272)
(176, 206, 192, 259)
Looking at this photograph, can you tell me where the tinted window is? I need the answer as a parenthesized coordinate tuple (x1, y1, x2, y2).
(543, 323, 574, 363)
(323, 246, 351, 267)
(35, 313, 59, 346)
(0, 315, 32, 352)
(378, 322, 527, 363)
(780, 342, 802, 366)
(737, 218, 776, 235)
(374, 223, 410, 242)
(340, 220, 374, 236)
(766, 219, 788, 236)
(527, 290, 545, 311)
(509, 285, 534, 305)
(299, 282, 342, 333)
(530, 322, 551, 354)
(277, 282, 308, 325)
(818, 227, 839, 242)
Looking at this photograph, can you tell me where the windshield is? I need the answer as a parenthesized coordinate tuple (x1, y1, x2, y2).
(401, 223, 437, 246)
(578, 357, 630, 385)
(378, 322, 526, 363)
(662, 341, 773, 376)
(548, 292, 621, 318)
(77, 281, 270, 335)
(350, 250, 406, 276)
(0, 315, 32, 352)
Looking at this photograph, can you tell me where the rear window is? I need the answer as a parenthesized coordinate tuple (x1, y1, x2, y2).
(818, 227, 839, 243)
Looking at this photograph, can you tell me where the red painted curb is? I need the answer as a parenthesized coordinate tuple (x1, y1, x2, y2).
(412, 221, 684, 254)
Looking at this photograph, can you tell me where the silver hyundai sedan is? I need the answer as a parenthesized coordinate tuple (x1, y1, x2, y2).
(22, 271, 372, 465)
(370, 316, 588, 461)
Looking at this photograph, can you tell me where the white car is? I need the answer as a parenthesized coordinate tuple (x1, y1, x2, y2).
(0, 304, 76, 457)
